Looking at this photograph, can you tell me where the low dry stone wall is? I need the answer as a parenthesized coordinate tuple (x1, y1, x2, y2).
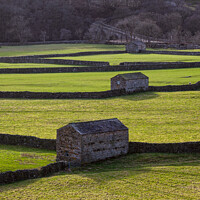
(0, 162, 68, 185)
(0, 89, 126, 99)
(148, 81, 200, 92)
(129, 142, 200, 153)
(147, 43, 200, 49)
(15, 51, 126, 58)
(120, 62, 200, 69)
(0, 134, 56, 150)
(1, 133, 199, 155)
(0, 57, 109, 67)
(145, 50, 200, 56)
(0, 82, 199, 100)
(1, 62, 200, 74)
(0, 40, 90, 46)
(1, 133, 200, 184)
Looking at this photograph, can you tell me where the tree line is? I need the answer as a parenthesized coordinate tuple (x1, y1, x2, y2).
(1, 0, 200, 44)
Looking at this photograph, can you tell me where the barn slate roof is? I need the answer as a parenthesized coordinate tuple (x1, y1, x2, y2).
(127, 40, 145, 46)
(67, 118, 128, 135)
(116, 72, 149, 80)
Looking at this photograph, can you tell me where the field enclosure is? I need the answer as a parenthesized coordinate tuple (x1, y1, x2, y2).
(0, 43, 200, 199)
(0, 68, 200, 92)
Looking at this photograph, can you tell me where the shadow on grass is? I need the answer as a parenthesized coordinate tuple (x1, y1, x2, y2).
(1, 153, 200, 193)
(118, 92, 159, 101)
(0, 144, 56, 154)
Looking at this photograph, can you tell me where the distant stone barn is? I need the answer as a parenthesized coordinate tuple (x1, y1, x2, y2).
(126, 41, 146, 53)
(56, 118, 129, 165)
(111, 72, 149, 92)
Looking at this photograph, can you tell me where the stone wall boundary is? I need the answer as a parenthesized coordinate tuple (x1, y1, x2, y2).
(0, 161, 68, 185)
(1, 62, 200, 74)
(129, 142, 200, 153)
(9, 51, 126, 59)
(0, 82, 199, 100)
(1, 133, 199, 154)
(1, 133, 200, 184)
(0, 134, 56, 150)
(145, 50, 200, 56)
(0, 89, 127, 99)
(0, 57, 109, 67)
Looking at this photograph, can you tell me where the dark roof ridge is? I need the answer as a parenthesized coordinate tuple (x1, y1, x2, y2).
(63, 118, 128, 135)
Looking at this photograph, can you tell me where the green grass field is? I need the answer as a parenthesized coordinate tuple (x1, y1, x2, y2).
(0, 91, 199, 143)
(53, 53, 200, 65)
(0, 153, 200, 199)
(0, 68, 199, 92)
(0, 44, 124, 57)
(0, 43, 200, 198)
(0, 63, 86, 69)
(0, 145, 56, 173)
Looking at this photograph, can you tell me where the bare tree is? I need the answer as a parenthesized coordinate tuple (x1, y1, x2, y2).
(135, 20, 162, 42)
(60, 29, 72, 40)
(8, 16, 32, 43)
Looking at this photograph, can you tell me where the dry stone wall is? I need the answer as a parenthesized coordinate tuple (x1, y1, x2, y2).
(129, 142, 200, 153)
(17, 51, 126, 58)
(1, 62, 200, 74)
(0, 57, 109, 67)
(0, 162, 68, 185)
(0, 134, 56, 150)
(145, 51, 200, 56)
(0, 132, 200, 185)
(0, 82, 199, 100)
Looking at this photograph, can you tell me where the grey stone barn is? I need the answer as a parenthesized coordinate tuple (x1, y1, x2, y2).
(56, 118, 129, 165)
(126, 41, 146, 53)
(111, 72, 149, 92)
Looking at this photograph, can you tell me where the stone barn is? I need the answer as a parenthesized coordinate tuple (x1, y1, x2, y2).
(56, 118, 129, 165)
(111, 72, 149, 92)
(126, 41, 146, 53)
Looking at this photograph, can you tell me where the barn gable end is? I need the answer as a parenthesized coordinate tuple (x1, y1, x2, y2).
(111, 72, 149, 92)
(56, 118, 129, 165)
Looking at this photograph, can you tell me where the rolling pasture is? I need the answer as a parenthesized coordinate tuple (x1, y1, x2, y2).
(0, 145, 56, 173)
(0, 43, 200, 199)
(0, 68, 200, 92)
(0, 91, 199, 143)
(0, 44, 124, 57)
(0, 63, 85, 69)
(1, 153, 200, 199)
(52, 53, 200, 65)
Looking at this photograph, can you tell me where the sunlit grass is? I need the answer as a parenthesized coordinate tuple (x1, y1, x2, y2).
(0, 68, 199, 92)
(0, 44, 124, 57)
(0, 91, 199, 143)
(0, 63, 86, 68)
(0, 153, 200, 199)
(53, 53, 200, 65)
(0, 145, 56, 173)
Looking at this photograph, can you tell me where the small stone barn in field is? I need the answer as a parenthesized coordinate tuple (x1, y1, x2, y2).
(111, 72, 149, 92)
(56, 118, 129, 165)
(126, 41, 146, 53)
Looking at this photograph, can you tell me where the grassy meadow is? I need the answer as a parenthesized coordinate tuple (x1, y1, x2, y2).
(0, 63, 86, 69)
(0, 153, 200, 199)
(0, 91, 199, 143)
(53, 53, 200, 65)
(0, 44, 124, 57)
(0, 43, 200, 198)
(0, 68, 200, 92)
(0, 145, 56, 173)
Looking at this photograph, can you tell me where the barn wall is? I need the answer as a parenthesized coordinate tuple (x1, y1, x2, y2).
(81, 130, 129, 164)
(111, 76, 126, 90)
(126, 79, 149, 92)
(56, 127, 81, 164)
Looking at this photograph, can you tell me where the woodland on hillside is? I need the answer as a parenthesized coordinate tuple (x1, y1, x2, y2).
(1, 0, 200, 44)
